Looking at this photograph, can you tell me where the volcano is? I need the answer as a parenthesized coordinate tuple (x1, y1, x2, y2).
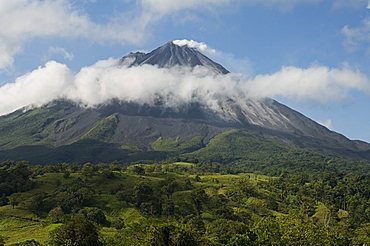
(0, 41, 369, 168)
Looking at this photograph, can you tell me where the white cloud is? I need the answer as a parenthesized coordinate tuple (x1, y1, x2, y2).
(173, 40, 215, 53)
(66, 60, 245, 112)
(342, 18, 370, 51)
(247, 0, 321, 10)
(0, 0, 235, 70)
(45, 47, 74, 61)
(0, 0, 147, 70)
(319, 119, 333, 130)
(139, 0, 324, 13)
(139, 0, 230, 14)
(0, 0, 361, 71)
(173, 39, 253, 75)
(332, 0, 368, 8)
(247, 0, 367, 9)
(0, 59, 244, 115)
(0, 56, 369, 116)
(244, 66, 370, 104)
(0, 61, 72, 115)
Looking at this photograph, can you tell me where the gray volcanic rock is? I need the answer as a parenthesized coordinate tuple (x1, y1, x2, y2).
(1, 97, 369, 162)
(120, 51, 146, 66)
(215, 97, 370, 154)
(120, 41, 229, 74)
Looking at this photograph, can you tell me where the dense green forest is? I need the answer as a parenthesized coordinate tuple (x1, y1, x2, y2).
(0, 160, 369, 245)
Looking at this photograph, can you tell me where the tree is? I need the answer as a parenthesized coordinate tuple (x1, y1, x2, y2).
(63, 170, 70, 179)
(79, 207, 109, 226)
(48, 207, 65, 223)
(11, 239, 42, 246)
(149, 225, 171, 246)
(49, 215, 102, 246)
(163, 199, 175, 217)
(207, 219, 248, 245)
(56, 182, 94, 213)
(148, 224, 203, 246)
(132, 166, 145, 175)
(253, 217, 282, 245)
(23, 192, 52, 216)
(134, 182, 154, 207)
(0, 235, 5, 246)
(190, 188, 208, 216)
(0, 194, 9, 206)
(82, 163, 95, 178)
(226, 233, 257, 246)
(171, 225, 203, 246)
(9, 194, 20, 209)
(0, 161, 33, 196)
(161, 178, 179, 199)
(112, 217, 125, 230)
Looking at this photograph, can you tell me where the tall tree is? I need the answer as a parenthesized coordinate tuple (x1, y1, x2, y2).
(49, 215, 102, 246)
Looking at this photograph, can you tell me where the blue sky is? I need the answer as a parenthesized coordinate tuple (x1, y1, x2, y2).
(1, 0, 370, 141)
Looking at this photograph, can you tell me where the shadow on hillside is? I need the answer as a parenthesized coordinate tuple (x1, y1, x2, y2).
(0, 139, 169, 164)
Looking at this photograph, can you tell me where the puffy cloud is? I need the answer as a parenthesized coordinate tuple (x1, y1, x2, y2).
(0, 59, 245, 115)
(0, 61, 72, 114)
(0, 57, 369, 116)
(244, 66, 370, 104)
(0, 0, 361, 71)
(173, 39, 252, 75)
(172, 40, 215, 54)
(0, 0, 236, 70)
(0, 0, 147, 70)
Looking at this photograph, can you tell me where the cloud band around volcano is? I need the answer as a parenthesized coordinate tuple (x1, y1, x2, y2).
(0, 55, 369, 116)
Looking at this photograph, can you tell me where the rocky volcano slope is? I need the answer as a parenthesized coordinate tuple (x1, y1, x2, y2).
(0, 41, 369, 164)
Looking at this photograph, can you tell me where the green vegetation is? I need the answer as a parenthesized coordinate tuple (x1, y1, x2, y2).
(0, 161, 368, 245)
(151, 136, 203, 153)
(49, 215, 102, 245)
(82, 114, 119, 142)
(188, 130, 285, 162)
(1, 108, 370, 179)
(0, 104, 67, 149)
(185, 130, 370, 175)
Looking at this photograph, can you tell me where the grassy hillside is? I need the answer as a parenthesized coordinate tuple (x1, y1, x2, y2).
(82, 114, 119, 142)
(151, 136, 203, 153)
(0, 105, 64, 149)
(186, 130, 285, 163)
(184, 130, 370, 175)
